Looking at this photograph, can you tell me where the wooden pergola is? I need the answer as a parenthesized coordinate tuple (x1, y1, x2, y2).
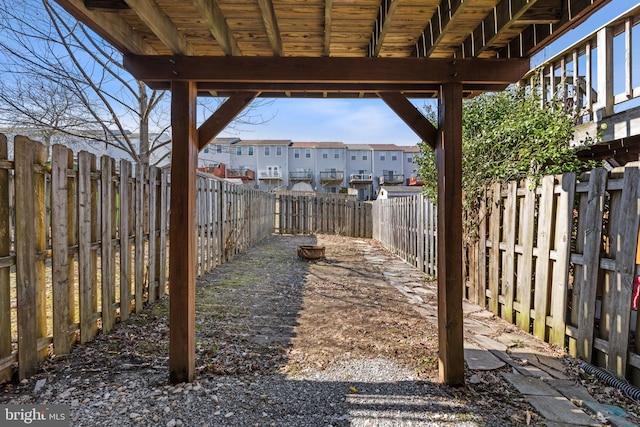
(53, 0, 610, 385)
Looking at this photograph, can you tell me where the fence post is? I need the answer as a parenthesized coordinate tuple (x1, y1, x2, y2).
(0, 135, 9, 382)
(14, 136, 47, 379)
(51, 144, 75, 354)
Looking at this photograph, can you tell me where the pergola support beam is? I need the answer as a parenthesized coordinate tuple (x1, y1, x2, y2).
(436, 83, 465, 386)
(198, 91, 259, 150)
(169, 81, 198, 383)
(378, 92, 438, 149)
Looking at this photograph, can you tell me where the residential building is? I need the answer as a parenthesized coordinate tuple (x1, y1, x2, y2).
(201, 138, 420, 199)
(371, 144, 405, 195)
(235, 139, 291, 191)
(289, 141, 347, 193)
(345, 144, 374, 200)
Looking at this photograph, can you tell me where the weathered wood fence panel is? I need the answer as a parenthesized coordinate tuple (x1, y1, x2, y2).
(372, 194, 437, 276)
(371, 165, 640, 386)
(275, 192, 372, 238)
(465, 165, 640, 386)
(0, 135, 275, 383)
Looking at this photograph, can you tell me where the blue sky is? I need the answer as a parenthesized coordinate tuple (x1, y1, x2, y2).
(220, 0, 633, 146)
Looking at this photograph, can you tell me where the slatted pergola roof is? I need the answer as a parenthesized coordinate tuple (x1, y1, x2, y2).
(52, 0, 611, 385)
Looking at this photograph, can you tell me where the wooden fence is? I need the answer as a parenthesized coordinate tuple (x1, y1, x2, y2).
(0, 135, 275, 383)
(370, 166, 640, 385)
(465, 165, 640, 385)
(275, 192, 372, 238)
(372, 194, 437, 276)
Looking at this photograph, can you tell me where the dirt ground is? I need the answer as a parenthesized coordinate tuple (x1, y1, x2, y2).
(195, 233, 440, 379)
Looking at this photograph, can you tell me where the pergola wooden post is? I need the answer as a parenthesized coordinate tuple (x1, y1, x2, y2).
(168, 81, 198, 383)
(436, 83, 464, 385)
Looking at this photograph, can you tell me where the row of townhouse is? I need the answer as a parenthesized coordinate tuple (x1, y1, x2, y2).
(199, 138, 422, 200)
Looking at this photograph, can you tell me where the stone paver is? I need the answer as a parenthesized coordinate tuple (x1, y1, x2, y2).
(464, 343, 505, 370)
(527, 396, 601, 426)
(502, 372, 561, 396)
(547, 379, 596, 404)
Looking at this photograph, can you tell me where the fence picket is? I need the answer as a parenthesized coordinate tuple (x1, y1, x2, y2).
(148, 167, 158, 302)
(78, 152, 98, 344)
(516, 182, 536, 332)
(607, 167, 640, 376)
(0, 135, 10, 382)
(532, 176, 555, 340)
(549, 173, 575, 346)
(14, 136, 45, 379)
(51, 145, 74, 354)
(488, 183, 501, 314)
(576, 168, 607, 362)
(134, 163, 145, 313)
(101, 156, 116, 333)
(502, 182, 517, 323)
(119, 160, 132, 321)
(159, 169, 168, 296)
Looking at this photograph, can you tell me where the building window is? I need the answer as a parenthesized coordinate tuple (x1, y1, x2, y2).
(380, 155, 385, 161)
(264, 146, 270, 156)
(276, 146, 282, 156)
(236, 146, 242, 156)
(407, 156, 413, 163)
(305, 149, 311, 159)
(351, 155, 356, 161)
(216, 144, 222, 153)
(391, 155, 397, 161)
(204, 147, 209, 153)
(294, 149, 300, 158)
(248, 146, 254, 156)
(322, 149, 328, 159)
(334, 149, 340, 159)
(363, 154, 367, 160)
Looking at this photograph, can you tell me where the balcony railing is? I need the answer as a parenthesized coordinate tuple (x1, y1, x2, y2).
(319, 171, 344, 182)
(289, 170, 313, 181)
(258, 170, 283, 180)
(227, 167, 255, 181)
(349, 173, 372, 184)
(378, 174, 404, 186)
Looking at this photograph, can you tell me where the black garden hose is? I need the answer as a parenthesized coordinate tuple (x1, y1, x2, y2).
(579, 362, 640, 402)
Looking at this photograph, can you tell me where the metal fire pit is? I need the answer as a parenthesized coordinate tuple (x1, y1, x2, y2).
(297, 245, 325, 260)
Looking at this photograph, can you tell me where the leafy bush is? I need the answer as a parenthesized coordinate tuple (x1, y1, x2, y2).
(416, 86, 597, 214)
